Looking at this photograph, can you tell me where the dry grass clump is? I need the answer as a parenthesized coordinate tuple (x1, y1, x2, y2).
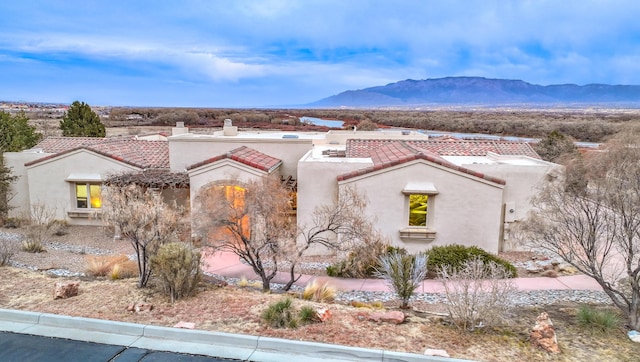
(302, 279, 336, 302)
(86, 254, 137, 279)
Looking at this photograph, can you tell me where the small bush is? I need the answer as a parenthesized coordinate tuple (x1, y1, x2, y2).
(326, 238, 397, 278)
(298, 306, 318, 323)
(375, 252, 428, 309)
(86, 254, 130, 277)
(110, 259, 138, 280)
(150, 242, 202, 303)
(440, 257, 516, 331)
(577, 305, 621, 333)
(262, 298, 298, 329)
(302, 279, 336, 302)
(0, 237, 20, 266)
(426, 244, 517, 278)
(261, 298, 319, 329)
(22, 239, 46, 253)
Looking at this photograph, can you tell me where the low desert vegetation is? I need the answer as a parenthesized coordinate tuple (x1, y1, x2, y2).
(375, 251, 428, 309)
(261, 298, 319, 329)
(0, 236, 19, 266)
(576, 305, 621, 334)
(150, 242, 202, 303)
(21, 204, 60, 253)
(301, 279, 336, 303)
(85, 254, 137, 279)
(439, 257, 517, 331)
(426, 244, 517, 278)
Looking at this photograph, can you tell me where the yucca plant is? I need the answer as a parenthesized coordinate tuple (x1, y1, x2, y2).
(375, 252, 427, 309)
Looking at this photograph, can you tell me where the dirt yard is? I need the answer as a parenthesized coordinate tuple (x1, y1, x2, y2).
(1, 225, 640, 361)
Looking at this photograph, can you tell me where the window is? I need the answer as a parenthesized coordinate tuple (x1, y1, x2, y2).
(400, 183, 437, 241)
(408, 194, 428, 226)
(75, 183, 102, 209)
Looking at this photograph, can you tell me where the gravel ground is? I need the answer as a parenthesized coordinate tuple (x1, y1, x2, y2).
(2, 226, 613, 306)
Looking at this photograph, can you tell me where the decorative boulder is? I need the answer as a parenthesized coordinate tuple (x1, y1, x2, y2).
(530, 312, 560, 354)
(126, 302, 154, 313)
(367, 311, 405, 324)
(316, 308, 332, 322)
(53, 282, 79, 300)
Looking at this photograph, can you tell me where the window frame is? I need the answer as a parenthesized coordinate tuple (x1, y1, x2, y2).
(399, 183, 438, 242)
(74, 182, 103, 210)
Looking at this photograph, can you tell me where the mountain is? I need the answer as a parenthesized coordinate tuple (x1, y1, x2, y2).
(308, 77, 640, 107)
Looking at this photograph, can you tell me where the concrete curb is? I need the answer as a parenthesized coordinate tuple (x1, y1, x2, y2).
(0, 308, 473, 362)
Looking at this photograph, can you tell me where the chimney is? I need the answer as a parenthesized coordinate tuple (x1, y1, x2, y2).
(223, 119, 238, 136)
(172, 121, 189, 136)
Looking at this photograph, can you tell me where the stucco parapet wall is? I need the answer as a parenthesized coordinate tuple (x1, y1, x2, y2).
(337, 153, 506, 186)
(168, 132, 321, 143)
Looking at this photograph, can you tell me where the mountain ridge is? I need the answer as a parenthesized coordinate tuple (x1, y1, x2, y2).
(308, 76, 640, 107)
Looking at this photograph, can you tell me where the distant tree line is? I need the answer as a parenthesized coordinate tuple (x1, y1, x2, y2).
(105, 107, 639, 143)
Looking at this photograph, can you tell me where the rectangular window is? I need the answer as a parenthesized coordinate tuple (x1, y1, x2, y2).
(408, 194, 428, 226)
(76, 183, 102, 209)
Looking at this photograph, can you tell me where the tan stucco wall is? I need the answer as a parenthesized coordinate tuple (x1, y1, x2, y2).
(339, 160, 505, 254)
(187, 159, 275, 209)
(169, 135, 312, 177)
(463, 161, 561, 250)
(296, 152, 372, 254)
(4, 151, 47, 219)
(26, 150, 139, 225)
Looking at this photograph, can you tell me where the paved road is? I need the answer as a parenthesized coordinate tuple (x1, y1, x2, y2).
(0, 332, 234, 362)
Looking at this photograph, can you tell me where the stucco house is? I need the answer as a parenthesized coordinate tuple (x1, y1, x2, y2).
(4, 121, 560, 254)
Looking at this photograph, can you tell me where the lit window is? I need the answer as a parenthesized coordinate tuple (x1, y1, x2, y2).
(408, 194, 428, 226)
(76, 183, 102, 209)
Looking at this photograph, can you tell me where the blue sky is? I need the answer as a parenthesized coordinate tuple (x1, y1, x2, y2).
(1, 1, 640, 107)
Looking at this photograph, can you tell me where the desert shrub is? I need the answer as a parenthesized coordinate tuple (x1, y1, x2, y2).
(426, 244, 517, 278)
(261, 298, 319, 329)
(86, 254, 131, 277)
(21, 204, 60, 253)
(0, 236, 20, 266)
(375, 252, 428, 309)
(576, 305, 621, 333)
(326, 238, 396, 278)
(302, 279, 336, 302)
(150, 242, 202, 303)
(1, 218, 22, 228)
(109, 260, 138, 280)
(440, 257, 517, 331)
(298, 306, 318, 324)
(262, 298, 298, 329)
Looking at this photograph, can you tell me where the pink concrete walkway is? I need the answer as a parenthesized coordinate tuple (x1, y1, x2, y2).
(203, 251, 604, 292)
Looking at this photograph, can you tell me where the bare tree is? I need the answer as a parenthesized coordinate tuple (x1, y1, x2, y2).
(283, 185, 373, 290)
(521, 131, 640, 329)
(194, 175, 295, 291)
(194, 175, 374, 291)
(101, 183, 184, 288)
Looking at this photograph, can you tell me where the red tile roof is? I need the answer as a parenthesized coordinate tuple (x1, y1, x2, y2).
(187, 146, 282, 173)
(347, 138, 540, 159)
(338, 139, 514, 184)
(25, 137, 169, 169)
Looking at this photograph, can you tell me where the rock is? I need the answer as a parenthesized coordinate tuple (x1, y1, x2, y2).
(530, 312, 560, 354)
(367, 311, 405, 324)
(628, 330, 640, 343)
(316, 308, 331, 322)
(424, 348, 450, 358)
(173, 321, 195, 329)
(126, 302, 154, 313)
(541, 270, 559, 278)
(526, 266, 543, 274)
(53, 282, 79, 299)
